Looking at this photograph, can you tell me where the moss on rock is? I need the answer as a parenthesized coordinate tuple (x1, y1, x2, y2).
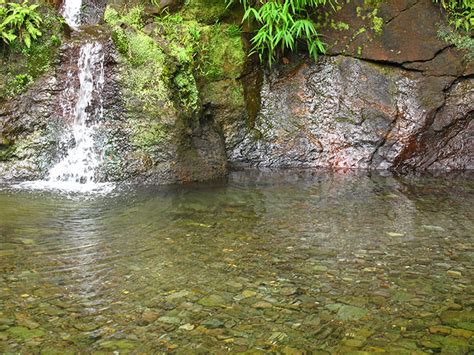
(103, 3, 246, 181)
(0, 4, 64, 101)
(198, 23, 245, 82)
(105, 4, 246, 122)
(182, 0, 229, 24)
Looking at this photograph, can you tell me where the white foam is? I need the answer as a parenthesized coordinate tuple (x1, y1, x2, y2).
(16, 42, 112, 194)
(14, 180, 115, 194)
(61, 0, 83, 29)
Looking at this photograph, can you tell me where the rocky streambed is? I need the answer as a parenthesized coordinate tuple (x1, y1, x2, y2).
(0, 171, 473, 353)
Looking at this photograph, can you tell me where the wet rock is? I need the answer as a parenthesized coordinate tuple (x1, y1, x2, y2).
(451, 328, 473, 338)
(179, 323, 195, 331)
(370, 296, 386, 307)
(0, 318, 14, 326)
(325, 303, 343, 312)
(268, 331, 288, 344)
(99, 339, 137, 350)
(312, 265, 328, 272)
(158, 316, 181, 325)
(201, 318, 224, 329)
(440, 311, 474, 329)
(198, 294, 227, 308)
(280, 287, 298, 296)
(420, 339, 441, 349)
(226, 55, 472, 171)
(141, 310, 160, 324)
(446, 270, 462, 278)
(336, 305, 368, 321)
(446, 302, 463, 310)
(6, 326, 45, 340)
(224, 320, 236, 329)
(429, 326, 451, 335)
(73, 322, 101, 332)
(342, 338, 365, 347)
(225, 281, 243, 291)
(252, 301, 273, 309)
(422, 225, 445, 232)
(322, 0, 448, 64)
(166, 290, 190, 301)
(241, 290, 257, 298)
(0, 26, 231, 185)
(372, 290, 391, 298)
(440, 335, 470, 353)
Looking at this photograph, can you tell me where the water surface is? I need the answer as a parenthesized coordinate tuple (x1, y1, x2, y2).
(0, 171, 473, 353)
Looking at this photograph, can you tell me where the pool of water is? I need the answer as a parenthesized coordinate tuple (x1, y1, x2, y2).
(0, 170, 473, 353)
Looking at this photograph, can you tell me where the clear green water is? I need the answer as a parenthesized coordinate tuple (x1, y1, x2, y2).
(0, 171, 473, 354)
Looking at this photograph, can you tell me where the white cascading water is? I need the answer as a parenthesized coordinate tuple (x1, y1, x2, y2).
(61, 0, 82, 29)
(17, 1, 113, 193)
(47, 42, 105, 186)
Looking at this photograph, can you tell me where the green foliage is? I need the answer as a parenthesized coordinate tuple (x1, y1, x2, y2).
(226, 23, 241, 37)
(157, 13, 202, 64)
(233, 0, 331, 66)
(104, 5, 143, 29)
(434, 0, 473, 32)
(369, 8, 383, 34)
(0, 0, 43, 48)
(182, 0, 229, 24)
(0, 5, 62, 100)
(173, 71, 199, 110)
(197, 22, 245, 80)
(437, 25, 474, 60)
(105, 5, 201, 123)
(330, 20, 349, 31)
(5, 73, 32, 95)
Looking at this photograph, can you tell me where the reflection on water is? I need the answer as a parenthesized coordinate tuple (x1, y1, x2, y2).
(0, 170, 473, 353)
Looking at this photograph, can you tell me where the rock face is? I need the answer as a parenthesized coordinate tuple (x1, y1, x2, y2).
(225, 55, 473, 171)
(0, 0, 472, 184)
(0, 31, 119, 181)
(323, 0, 450, 64)
(224, 0, 473, 171)
(0, 27, 230, 184)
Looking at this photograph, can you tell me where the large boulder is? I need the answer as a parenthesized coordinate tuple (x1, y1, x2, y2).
(225, 54, 473, 171)
(222, 0, 473, 172)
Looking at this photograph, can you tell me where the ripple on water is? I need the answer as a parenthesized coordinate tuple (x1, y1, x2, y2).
(12, 180, 115, 196)
(0, 170, 473, 353)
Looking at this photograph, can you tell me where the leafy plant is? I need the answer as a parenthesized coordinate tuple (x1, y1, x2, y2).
(437, 25, 474, 60)
(232, 0, 332, 66)
(226, 23, 242, 37)
(5, 73, 33, 96)
(0, 0, 43, 48)
(434, 0, 473, 32)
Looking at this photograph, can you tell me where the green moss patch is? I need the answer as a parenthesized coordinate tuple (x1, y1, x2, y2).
(198, 23, 245, 82)
(182, 0, 229, 24)
(0, 5, 63, 100)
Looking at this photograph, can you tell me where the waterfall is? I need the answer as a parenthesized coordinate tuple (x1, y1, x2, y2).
(47, 42, 105, 186)
(15, 0, 114, 193)
(61, 0, 82, 29)
(17, 41, 112, 193)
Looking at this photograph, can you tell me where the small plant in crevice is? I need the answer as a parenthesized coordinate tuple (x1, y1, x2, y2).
(0, 0, 43, 48)
(437, 25, 474, 60)
(229, 0, 333, 66)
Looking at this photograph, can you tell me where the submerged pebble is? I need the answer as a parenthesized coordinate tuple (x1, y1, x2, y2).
(0, 172, 472, 353)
